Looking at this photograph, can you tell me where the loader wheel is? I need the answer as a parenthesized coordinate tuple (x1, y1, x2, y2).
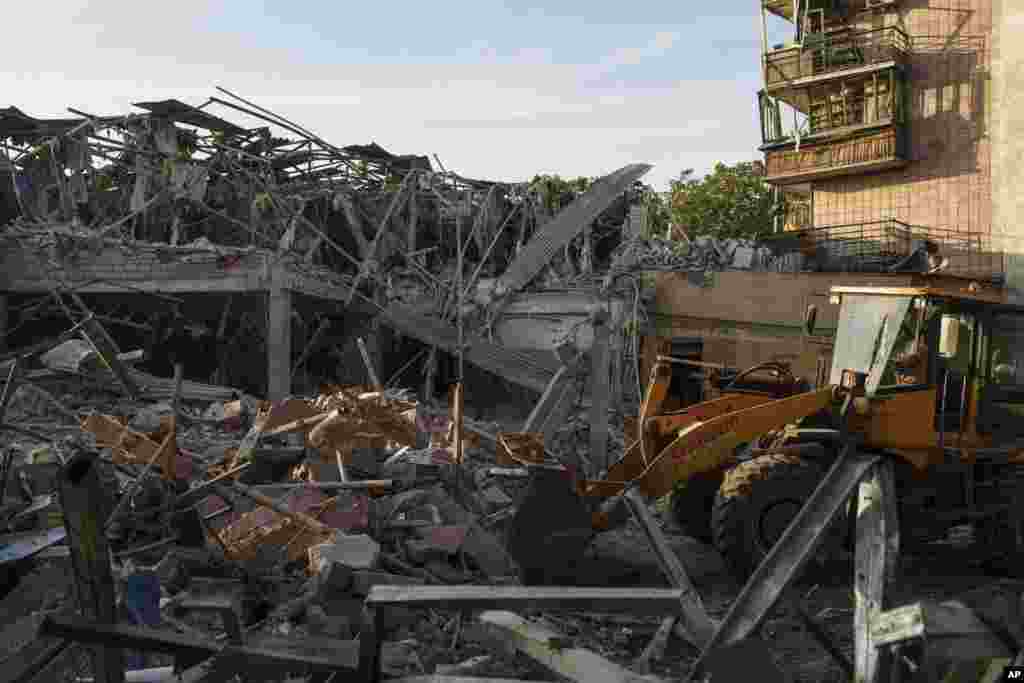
(670, 472, 722, 543)
(712, 453, 846, 582)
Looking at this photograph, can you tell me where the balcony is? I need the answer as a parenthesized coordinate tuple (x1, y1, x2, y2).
(761, 219, 1005, 282)
(763, 26, 909, 95)
(763, 124, 907, 184)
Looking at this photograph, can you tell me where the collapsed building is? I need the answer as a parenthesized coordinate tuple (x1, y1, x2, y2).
(0, 93, 656, 423)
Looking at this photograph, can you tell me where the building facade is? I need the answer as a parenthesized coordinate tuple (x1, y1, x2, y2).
(757, 0, 1024, 286)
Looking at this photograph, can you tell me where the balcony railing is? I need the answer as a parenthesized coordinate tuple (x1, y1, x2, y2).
(764, 26, 909, 89)
(764, 126, 905, 183)
(761, 220, 1005, 282)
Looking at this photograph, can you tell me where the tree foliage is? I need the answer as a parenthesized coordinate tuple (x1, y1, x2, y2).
(665, 161, 774, 241)
(527, 174, 595, 212)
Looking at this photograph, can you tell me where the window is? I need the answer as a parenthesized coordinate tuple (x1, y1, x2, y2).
(987, 314, 1024, 386)
(977, 312, 1024, 438)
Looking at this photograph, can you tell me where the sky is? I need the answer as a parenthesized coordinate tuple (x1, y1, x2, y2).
(2, 1, 794, 190)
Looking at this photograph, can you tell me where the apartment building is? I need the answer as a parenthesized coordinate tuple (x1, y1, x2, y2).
(756, 0, 1024, 286)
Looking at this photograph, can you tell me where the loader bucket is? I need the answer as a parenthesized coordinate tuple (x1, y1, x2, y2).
(505, 467, 595, 585)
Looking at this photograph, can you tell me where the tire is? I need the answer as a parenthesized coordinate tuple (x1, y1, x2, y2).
(712, 453, 846, 582)
(670, 473, 722, 543)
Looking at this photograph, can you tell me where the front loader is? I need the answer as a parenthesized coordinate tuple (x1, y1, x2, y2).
(505, 274, 1024, 585)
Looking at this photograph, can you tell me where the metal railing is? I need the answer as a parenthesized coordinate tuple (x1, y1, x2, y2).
(764, 26, 909, 88)
(764, 127, 900, 180)
(761, 219, 1006, 282)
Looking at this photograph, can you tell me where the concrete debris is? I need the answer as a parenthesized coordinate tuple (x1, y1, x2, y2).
(611, 235, 784, 275)
(309, 533, 381, 572)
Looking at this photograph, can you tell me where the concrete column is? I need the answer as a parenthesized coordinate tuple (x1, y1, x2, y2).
(266, 287, 292, 401)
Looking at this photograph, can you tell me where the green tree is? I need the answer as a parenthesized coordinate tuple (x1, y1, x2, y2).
(667, 161, 774, 240)
(528, 174, 595, 212)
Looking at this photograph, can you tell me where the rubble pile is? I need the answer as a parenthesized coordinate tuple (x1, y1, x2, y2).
(0, 330, 675, 681)
(2, 320, 1024, 683)
(612, 235, 775, 273)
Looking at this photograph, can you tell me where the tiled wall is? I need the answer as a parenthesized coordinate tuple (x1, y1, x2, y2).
(812, 0, 993, 237)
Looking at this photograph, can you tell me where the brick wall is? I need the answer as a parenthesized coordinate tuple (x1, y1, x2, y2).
(812, 0, 993, 237)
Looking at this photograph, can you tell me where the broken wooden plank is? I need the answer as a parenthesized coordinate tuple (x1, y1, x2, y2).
(56, 449, 125, 683)
(494, 164, 651, 296)
(476, 611, 663, 683)
(623, 488, 716, 649)
(855, 459, 898, 683)
(365, 585, 688, 615)
(870, 601, 1015, 661)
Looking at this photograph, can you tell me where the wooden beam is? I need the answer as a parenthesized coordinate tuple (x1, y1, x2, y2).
(476, 611, 663, 683)
(365, 584, 688, 614)
(40, 614, 360, 673)
(56, 450, 125, 683)
(623, 488, 717, 649)
(854, 459, 898, 683)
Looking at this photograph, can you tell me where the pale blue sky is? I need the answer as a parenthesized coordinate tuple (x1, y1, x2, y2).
(3, 1, 793, 189)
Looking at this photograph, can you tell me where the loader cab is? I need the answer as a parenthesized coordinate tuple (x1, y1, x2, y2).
(830, 282, 1024, 447)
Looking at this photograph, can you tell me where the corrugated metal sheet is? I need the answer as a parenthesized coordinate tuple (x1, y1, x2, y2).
(133, 99, 247, 136)
(497, 163, 651, 294)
